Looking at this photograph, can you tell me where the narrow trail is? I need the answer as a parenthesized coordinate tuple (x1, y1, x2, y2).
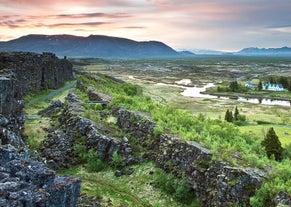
(28, 80, 77, 105)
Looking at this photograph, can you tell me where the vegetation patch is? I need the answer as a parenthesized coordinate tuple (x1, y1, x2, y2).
(58, 163, 199, 207)
(75, 71, 291, 206)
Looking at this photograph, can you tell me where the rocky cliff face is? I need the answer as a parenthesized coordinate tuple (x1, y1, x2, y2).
(114, 108, 267, 207)
(0, 51, 73, 116)
(0, 52, 80, 206)
(0, 51, 73, 148)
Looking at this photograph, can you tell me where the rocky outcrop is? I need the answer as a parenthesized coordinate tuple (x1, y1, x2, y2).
(40, 92, 135, 169)
(0, 144, 81, 207)
(39, 100, 64, 117)
(0, 114, 25, 148)
(114, 108, 267, 207)
(274, 191, 291, 207)
(113, 108, 156, 142)
(0, 52, 73, 116)
(0, 51, 80, 206)
(156, 134, 265, 206)
(0, 51, 73, 149)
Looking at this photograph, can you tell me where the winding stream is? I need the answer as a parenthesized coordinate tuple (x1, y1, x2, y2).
(157, 79, 291, 107)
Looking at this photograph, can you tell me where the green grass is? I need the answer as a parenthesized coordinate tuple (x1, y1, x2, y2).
(23, 81, 74, 150)
(239, 125, 291, 146)
(24, 118, 51, 150)
(58, 163, 200, 207)
(75, 72, 291, 206)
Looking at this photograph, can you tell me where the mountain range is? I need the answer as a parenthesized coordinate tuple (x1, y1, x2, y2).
(0, 34, 290, 58)
(0, 34, 186, 59)
(237, 47, 291, 56)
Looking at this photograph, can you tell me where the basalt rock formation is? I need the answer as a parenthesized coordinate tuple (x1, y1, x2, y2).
(0, 52, 80, 206)
(40, 91, 135, 170)
(0, 52, 73, 116)
(0, 52, 73, 149)
(0, 144, 81, 207)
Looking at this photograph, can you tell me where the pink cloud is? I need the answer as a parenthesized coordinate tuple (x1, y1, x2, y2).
(56, 12, 132, 19)
(146, 0, 171, 7)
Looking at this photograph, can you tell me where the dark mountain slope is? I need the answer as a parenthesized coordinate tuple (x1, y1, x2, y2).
(0, 34, 181, 59)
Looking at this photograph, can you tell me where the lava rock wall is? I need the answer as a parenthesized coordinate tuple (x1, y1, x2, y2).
(0, 51, 73, 116)
(114, 108, 267, 207)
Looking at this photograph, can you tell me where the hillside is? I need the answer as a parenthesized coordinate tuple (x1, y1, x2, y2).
(0, 34, 181, 59)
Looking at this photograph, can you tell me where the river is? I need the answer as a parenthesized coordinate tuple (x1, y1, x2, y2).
(157, 79, 291, 107)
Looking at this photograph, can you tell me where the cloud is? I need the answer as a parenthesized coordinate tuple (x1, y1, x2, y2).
(56, 12, 132, 19)
(0, 19, 28, 28)
(122, 26, 146, 29)
(35, 22, 111, 28)
(146, 0, 171, 7)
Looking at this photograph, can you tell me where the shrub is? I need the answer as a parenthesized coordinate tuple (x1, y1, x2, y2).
(86, 150, 107, 172)
(282, 143, 291, 159)
(122, 83, 142, 96)
(154, 169, 198, 205)
(111, 151, 124, 169)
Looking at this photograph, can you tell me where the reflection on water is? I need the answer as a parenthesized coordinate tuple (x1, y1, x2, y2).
(175, 79, 192, 85)
(238, 97, 291, 107)
(156, 80, 291, 107)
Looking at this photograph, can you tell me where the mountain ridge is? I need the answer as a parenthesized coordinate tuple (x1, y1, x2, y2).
(0, 34, 183, 59)
(237, 46, 291, 56)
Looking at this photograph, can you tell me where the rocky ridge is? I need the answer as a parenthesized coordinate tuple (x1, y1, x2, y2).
(41, 91, 135, 170)
(0, 52, 80, 206)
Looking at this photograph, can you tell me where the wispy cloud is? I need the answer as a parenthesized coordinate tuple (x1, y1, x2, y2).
(0, 19, 28, 28)
(122, 26, 146, 29)
(56, 12, 132, 19)
(45, 22, 111, 28)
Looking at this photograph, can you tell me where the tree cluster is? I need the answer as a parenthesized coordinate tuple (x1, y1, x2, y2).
(229, 81, 249, 92)
(224, 106, 246, 125)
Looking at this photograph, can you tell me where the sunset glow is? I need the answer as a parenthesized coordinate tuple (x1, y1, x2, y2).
(1, 0, 291, 51)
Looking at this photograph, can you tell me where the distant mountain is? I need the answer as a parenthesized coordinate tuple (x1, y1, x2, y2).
(237, 47, 291, 56)
(0, 34, 181, 59)
(178, 50, 195, 56)
(190, 49, 225, 55)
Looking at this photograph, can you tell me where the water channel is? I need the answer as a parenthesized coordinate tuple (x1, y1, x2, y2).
(157, 79, 291, 107)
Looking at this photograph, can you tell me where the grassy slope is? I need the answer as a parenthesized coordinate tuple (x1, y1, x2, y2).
(23, 80, 199, 207)
(58, 163, 199, 207)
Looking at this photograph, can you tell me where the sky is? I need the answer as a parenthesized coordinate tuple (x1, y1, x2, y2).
(0, 0, 291, 51)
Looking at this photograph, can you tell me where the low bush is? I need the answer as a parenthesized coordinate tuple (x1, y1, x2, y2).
(154, 169, 199, 206)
